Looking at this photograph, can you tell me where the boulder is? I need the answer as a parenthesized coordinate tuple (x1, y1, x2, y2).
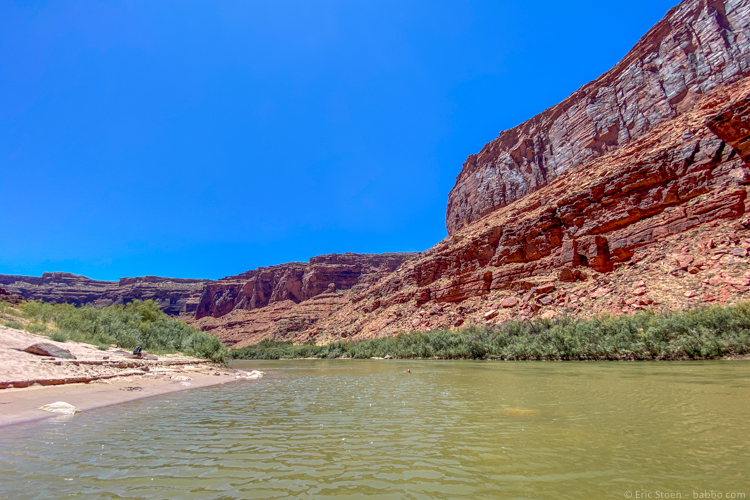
(538, 296, 554, 306)
(535, 284, 555, 295)
(673, 254, 694, 270)
(24, 343, 76, 360)
(590, 288, 611, 300)
(501, 297, 518, 308)
(557, 267, 584, 282)
(39, 401, 80, 415)
(483, 309, 499, 320)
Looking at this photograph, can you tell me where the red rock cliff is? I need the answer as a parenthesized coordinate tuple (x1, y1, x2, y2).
(191, 0, 750, 347)
(446, 0, 750, 235)
(194, 252, 418, 320)
(306, 76, 750, 342)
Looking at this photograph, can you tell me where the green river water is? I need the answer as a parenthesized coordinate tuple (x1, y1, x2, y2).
(1, 360, 748, 499)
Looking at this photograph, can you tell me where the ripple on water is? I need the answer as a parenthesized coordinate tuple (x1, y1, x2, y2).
(0, 360, 749, 499)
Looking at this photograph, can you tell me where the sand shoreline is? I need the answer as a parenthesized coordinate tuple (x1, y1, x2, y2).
(0, 325, 248, 428)
(0, 372, 239, 428)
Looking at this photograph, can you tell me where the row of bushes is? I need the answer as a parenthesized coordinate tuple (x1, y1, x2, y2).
(3, 300, 227, 363)
(230, 303, 750, 360)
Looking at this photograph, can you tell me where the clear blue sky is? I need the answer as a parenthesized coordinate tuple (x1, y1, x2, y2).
(1, 0, 677, 280)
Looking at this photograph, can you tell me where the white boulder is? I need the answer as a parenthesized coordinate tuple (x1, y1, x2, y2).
(39, 402, 80, 415)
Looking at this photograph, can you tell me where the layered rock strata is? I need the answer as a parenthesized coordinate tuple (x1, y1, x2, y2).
(0, 287, 23, 305)
(446, 0, 750, 234)
(192, 291, 349, 347)
(172, 0, 750, 346)
(196, 68, 750, 346)
(194, 253, 418, 320)
(0, 273, 212, 315)
(307, 78, 750, 341)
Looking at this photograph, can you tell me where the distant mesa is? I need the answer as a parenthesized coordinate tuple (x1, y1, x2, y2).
(0, 252, 419, 320)
(0, 272, 213, 315)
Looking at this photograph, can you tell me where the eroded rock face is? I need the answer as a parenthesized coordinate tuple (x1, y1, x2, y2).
(194, 253, 418, 320)
(707, 95, 750, 161)
(187, 0, 750, 347)
(197, 70, 750, 346)
(0, 287, 23, 305)
(446, 0, 750, 235)
(0, 273, 213, 315)
(309, 79, 750, 340)
(191, 291, 349, 347)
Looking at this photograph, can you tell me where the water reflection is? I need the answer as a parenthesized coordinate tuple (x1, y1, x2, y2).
(1, 360, 748, 499)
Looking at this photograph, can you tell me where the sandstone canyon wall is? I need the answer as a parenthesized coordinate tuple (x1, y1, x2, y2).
(194, 253, 418, 320)
(193, 0, 750, 348)
(0, 252, 418, 325)
(446, 0, 750, 235)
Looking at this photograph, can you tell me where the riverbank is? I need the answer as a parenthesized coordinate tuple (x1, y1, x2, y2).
(0, 371, 237, 427)
(230, 303, 750, 361)
(0, 325, 239, 427)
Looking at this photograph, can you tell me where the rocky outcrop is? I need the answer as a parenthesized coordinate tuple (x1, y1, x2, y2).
(0, 287, 23, 305)
(446, 0, 750, 235)
(707, 94, 750, 160)
(194, 253, 418, 320)
(192, 291, 349, 347)
(0, 273, 213, 315)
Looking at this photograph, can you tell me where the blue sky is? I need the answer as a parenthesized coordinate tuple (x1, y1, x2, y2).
(1, 0, 677, 280)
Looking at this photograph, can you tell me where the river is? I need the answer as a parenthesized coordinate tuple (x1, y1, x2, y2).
(1, 360, 748, 499)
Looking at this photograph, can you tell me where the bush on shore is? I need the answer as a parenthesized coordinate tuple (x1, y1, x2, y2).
(11, 300, 227, 363)
(230, 302, 750, 361)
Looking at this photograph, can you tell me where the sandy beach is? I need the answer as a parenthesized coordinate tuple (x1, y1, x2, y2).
(0, 325, 242, 427)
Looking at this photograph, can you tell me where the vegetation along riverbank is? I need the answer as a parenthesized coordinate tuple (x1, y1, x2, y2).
(230, 302, 750, 361)
(1, 299, 227, 363)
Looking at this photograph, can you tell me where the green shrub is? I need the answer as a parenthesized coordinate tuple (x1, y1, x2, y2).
(3, 320, 23, 330)
(50, 331, 67, 342)
(230, 302, 750, 361)
(18, 300, 227, 363)
(24, 321, 48, 334)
